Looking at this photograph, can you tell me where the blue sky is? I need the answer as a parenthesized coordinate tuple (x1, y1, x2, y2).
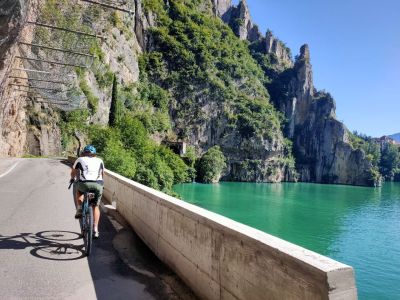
(241, 0, 400, 137)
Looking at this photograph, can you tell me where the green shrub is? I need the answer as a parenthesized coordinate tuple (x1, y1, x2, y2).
(101, 142, 137, 178)
(77, 69, 99, 114)
(88, 125, 120, 154)
(196, 146, 226, 183)
(158, 146, 189, 183)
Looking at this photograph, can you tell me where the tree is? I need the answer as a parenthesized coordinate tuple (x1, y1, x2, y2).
(109, 74, 122, 126)
(380, 144, 400, 179)
(196, 146, 226, 183)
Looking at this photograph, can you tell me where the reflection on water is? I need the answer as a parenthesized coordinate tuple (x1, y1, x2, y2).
(174, 182, 400, 300)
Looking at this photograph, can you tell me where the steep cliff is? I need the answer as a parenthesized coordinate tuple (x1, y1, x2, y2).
(223, 1, 378, 186)
(0, 0, 379, 186)
(267, 45, 376, 186)
(140, 0, 297, 182)
(0, 0, 31, 156)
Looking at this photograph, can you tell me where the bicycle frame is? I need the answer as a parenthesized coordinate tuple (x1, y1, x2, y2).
(68, 181, 95, 256)
(81, 192, 95, 256)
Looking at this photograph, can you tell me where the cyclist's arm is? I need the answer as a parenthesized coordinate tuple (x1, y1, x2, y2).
(71, 158, 81, 181)
(70, 168, 78, 180)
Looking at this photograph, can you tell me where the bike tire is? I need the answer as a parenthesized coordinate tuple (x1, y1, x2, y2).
(84, 205, 93, 256)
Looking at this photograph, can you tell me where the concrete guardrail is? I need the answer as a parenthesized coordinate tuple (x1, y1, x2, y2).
(100, 168, 357, 300)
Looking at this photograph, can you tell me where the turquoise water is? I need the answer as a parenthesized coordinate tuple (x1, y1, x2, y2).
(174, 182, 400, 300)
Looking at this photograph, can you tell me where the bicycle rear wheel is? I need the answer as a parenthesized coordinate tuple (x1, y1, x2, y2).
(83, 205, 93, 256)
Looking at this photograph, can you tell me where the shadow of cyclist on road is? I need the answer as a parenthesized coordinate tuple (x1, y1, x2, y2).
(0, 230, 85, 260)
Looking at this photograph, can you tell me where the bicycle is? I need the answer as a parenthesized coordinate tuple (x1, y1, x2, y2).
(68, 181, 95, 256)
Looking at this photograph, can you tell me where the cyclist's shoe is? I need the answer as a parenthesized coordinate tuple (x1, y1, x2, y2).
(74, 208, 82, 219)
(94, 230, 100, 239)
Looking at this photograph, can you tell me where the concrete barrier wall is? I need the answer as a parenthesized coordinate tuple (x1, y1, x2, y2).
(101, 169, 357, 300)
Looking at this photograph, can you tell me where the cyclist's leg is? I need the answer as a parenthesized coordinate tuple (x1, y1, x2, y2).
(84, 182, 103, 234)
(93, 185, 103, 232)
(75, 182, 87, 205)
(93, 206, 100, 231)
(76, 190, 84, 205)
(74, 182, 88, 218)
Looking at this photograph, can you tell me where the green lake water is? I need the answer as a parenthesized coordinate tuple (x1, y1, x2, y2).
(173, 182, 400, 300)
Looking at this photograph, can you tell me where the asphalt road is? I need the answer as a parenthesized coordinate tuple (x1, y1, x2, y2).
(0, 158, 195, 300)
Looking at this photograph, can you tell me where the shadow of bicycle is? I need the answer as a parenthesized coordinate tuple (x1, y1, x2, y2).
(0, 230, 86, 261)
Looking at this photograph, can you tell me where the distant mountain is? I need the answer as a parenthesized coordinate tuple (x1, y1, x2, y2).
(389, 133, 400, 143)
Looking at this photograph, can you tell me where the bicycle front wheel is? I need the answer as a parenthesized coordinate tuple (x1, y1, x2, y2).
(83, 206, 93, 256)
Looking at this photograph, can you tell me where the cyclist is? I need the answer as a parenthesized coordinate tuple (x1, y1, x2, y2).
(70, 145, 104, 238)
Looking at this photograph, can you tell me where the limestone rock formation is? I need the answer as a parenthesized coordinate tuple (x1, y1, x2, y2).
(134, 0, 156, 49)
(265, 30, 293, 68)
(0, 0, 28, 157)
(271, 44, 376, 186)
(0, 0, 379, 186)
(225, 0, 261, 42)
(211, 0, 232, 18)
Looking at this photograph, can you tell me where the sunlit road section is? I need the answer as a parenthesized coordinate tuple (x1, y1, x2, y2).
(0, 158, 190, 300)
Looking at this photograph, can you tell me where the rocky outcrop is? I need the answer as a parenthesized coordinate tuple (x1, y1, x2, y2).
(265, 30, 293, 68)
(222, 2, 292, 69)
(271, 44, 376, 186)
(173, 102, 296, 183)
(0, 0, 379, 186)
(211, 0, 232, 19)
(134, 0, 156, 50)
(225, 0, 261, 42)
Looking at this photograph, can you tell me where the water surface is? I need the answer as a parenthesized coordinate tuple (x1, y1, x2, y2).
(174, 182, 400, 300)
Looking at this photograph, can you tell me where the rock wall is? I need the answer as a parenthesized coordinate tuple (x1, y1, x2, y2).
(1, 0, 377, 186)
(0, 0, 147, 156)
(219, 1, 376, 186)
(274, 45, 375, 186)
(0, 0, 30, 157)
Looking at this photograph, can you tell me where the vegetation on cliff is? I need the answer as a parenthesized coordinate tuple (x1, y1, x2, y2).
(141, 0, 284, 142)
(349, 131, 400, 181)
(31, 0, 389, 190)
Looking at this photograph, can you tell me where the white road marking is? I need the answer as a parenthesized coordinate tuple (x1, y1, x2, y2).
(0, 161, 20, 178)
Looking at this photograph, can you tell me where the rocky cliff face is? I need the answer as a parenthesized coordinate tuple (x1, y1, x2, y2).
(0, 0, 29, 156)
(270, 45, 375, 186)
(0, 0, 377, 186)
(0, 0, 148, 156)
(211, 0, 232, 18)
(221, 2, 376, 186)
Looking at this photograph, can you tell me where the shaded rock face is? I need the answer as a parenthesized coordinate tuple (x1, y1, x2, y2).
(1, 0, 146, 157)
(176, 110, 292, 183)
(273, 44, 374, 186)
(0, 0, 61, 157)
(0, 0, 27, 157)
(170, 89, 297, 183)
(0, 0, 25, 62)
(134, 0, 156, 50)
(25, 103, 61, 156)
